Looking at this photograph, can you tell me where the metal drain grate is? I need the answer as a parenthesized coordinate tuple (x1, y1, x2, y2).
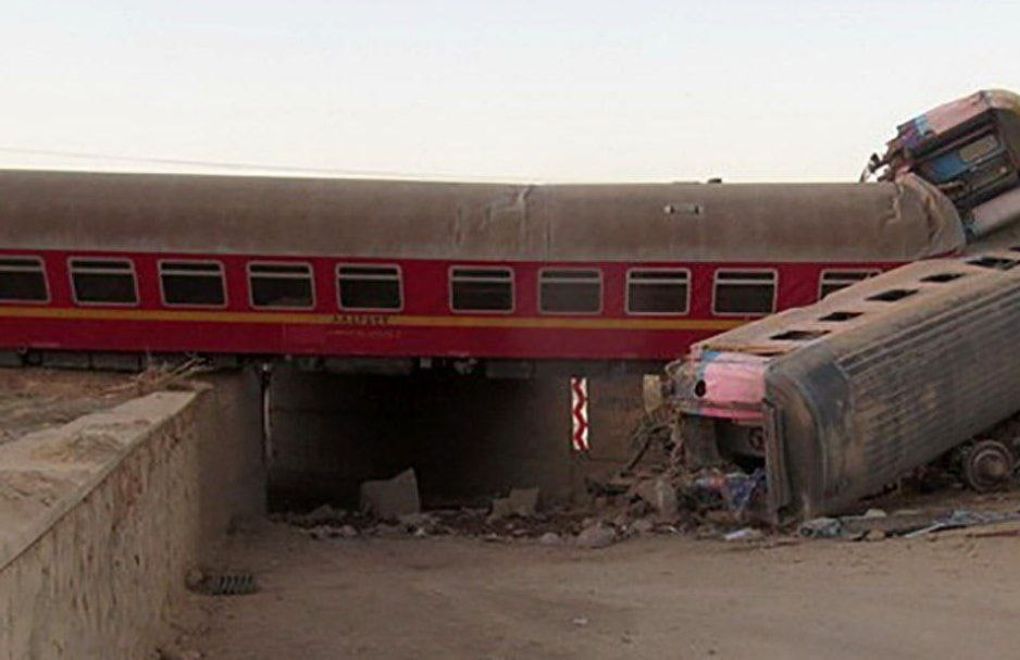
(201, 572, 258, 596)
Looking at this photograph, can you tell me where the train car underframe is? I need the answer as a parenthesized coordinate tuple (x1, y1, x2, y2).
(0, 347, 665, 380)
(677, 405, 1020, 525)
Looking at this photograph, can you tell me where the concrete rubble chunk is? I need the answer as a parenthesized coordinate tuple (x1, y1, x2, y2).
(576, 523, 616, 549)
(864, 528, 887, 542)
(724, 527, 763, 542)
(632, 519, 655, 535)
(301, 504, 345, 526)
(798, 517, 843, 539)
(489, 487, 540, 519)
(539, 532, 562, 545)
(633, 477, 679, 518)
(397, 512, 435, 528)
(359, 468, 421, 520)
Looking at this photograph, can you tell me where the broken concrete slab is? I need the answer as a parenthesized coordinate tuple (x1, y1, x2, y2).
(298, 504, 346, 527)
(359, 469, 421, 520)
(576, 523, 616, 549)
(489, 487, 540, 519)
(397, 512, 435, 528)
(633, 477, 678, 518)
(631, 519, 655, 535)
(538, 532, 562, 545)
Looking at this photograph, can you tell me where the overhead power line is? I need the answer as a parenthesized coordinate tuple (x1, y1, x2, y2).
(0, 145, 537, 183)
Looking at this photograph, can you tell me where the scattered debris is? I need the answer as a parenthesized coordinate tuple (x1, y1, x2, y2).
(489, 487, 540, 519)
(902, 509, 1020, 539)
(297, 504, 347, 527)
(359, 468, 421, 520)
(798, 517, 843, 539)
(631, 519, 655, 535)
(539, 532, 562, 545)
(576, 522, 617, 549)
(723, 527, 763, 542)
(864, 529, 887, 542)
(633, 477, 678, 518)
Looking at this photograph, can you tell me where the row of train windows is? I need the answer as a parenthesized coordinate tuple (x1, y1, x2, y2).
(0, 257, 878, 316)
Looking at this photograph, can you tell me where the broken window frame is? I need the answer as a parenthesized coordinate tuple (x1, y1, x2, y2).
(68, 257, 139, 307)
(336, 263, 403, 312)
(818, 269, 881, 300)
(158, 259, 228, 308)
(448, 266, 514, 314)
(538, 268, 603, 315)
(625, 267, 691, 316)
(247, 261, 316, 310)
(711, 269, 777, 316)
(0, 255, 50, 304)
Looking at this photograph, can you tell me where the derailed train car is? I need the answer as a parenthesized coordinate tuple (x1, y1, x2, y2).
(869, 89, 1020, 237)
(667, 248, 1020, 522)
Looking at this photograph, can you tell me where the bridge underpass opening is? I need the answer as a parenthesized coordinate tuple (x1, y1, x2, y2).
(263, 365, 647, 513)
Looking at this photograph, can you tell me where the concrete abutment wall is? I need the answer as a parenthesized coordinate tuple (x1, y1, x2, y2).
(0, 371, 264, 659)
(0, 364, 647, 656)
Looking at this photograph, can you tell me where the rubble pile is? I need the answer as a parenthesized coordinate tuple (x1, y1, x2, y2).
(278, 421, 1020, 549)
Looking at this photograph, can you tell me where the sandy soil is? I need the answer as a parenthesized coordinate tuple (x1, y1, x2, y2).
(0, 368, 134, 444)
(176, 516, 1020, 660)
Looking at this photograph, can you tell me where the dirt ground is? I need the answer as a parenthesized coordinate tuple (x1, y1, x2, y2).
(173, 514, 1020, 660)
(0, 368, 134, 444)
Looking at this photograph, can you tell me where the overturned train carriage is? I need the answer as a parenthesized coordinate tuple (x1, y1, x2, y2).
(667, 249, 1020, 522)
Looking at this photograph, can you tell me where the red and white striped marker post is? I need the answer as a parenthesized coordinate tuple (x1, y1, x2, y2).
(570, 377, 590, 452)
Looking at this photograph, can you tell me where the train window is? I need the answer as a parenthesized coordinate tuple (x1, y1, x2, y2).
(959, 134, 999, 163)
(0, 257, 49, 303)
(771, 329, 829, 341)
(69, 258, 138, 305)
(159, 261, 226, 307)
(819, 311, 862, 322)
(337, 265, 402, 311)
(539, 269, 602, 314)
(248, 262, 314, 309)
(712, 270, 776, 315)
(819, 269, 880, 299)
(867, 288, 917, 302)
(967, 256, 1019, 271)
(920, 272, 965, 284)
(450, 267, 513, 312)
(626, 269, 690, 315)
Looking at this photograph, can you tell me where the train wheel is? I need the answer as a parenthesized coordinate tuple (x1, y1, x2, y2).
(962, 439, 1015, 492)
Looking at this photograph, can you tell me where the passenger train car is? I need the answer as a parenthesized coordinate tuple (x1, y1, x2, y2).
(0, 169, 963, 372)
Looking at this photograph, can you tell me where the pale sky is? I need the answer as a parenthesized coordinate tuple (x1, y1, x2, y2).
(2, 1, 1018, 183)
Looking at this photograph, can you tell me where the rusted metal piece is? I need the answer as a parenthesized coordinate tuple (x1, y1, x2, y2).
(668, 249, 1020, 522)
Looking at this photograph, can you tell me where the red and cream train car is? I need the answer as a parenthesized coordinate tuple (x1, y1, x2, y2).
(0, 170, 963, 373)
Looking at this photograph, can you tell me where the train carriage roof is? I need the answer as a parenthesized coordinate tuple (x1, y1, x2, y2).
(0, 169, 964, 262)
(689, 250, 1018, 358)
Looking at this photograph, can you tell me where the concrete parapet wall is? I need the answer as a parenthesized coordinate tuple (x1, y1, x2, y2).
(0, 371, 264, 659)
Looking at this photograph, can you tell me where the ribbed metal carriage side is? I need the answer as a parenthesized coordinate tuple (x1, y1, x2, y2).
(764, 255, 1020, 517)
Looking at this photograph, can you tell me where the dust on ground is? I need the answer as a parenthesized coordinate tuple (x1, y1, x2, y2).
(0, 368, 133, 444)
(173, 505, 1020, 660)
(0, 364, 205, 445)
